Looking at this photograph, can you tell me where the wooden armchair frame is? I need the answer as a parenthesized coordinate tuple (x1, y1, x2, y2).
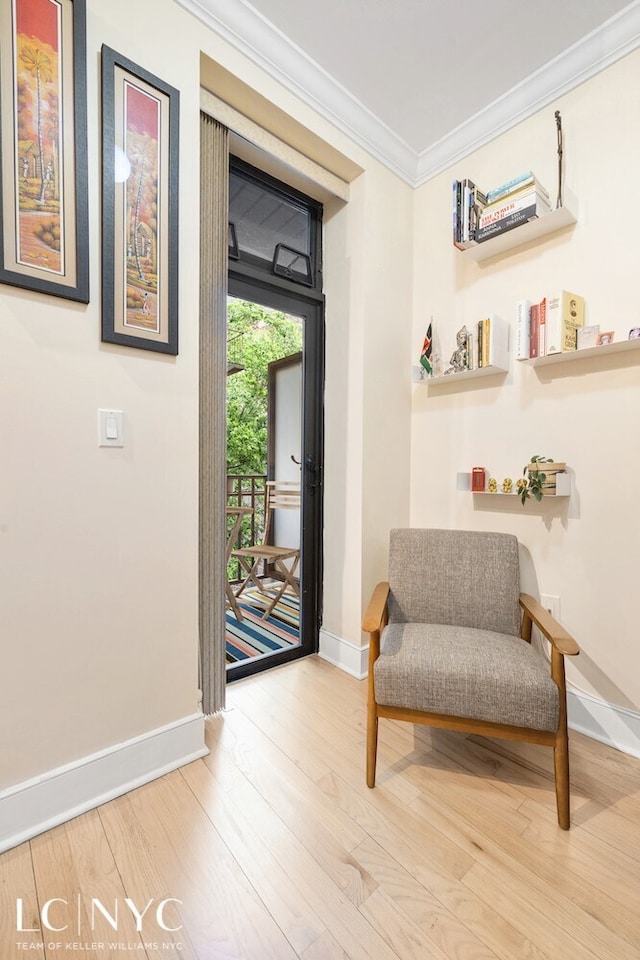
(363, 583, 580, 829)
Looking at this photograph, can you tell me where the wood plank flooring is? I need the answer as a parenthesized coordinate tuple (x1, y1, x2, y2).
(2, 655, 640, 959)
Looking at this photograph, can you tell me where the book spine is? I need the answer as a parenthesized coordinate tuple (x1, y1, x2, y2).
(462, 180, 471, 243)
(547, 291, 585, 353)
(479, 191, 549, 228)
(477, 319, 483, 368)
(529, 303, 540, 359)
(482, 317, 490, 366)
(476, 204, 543, 242)
(515, 299, 531, 360)
(485, 171, 534, 202)
(545, 293, 562, 355)
(466, 329, 474, 370)
(538, 297, 547, 357)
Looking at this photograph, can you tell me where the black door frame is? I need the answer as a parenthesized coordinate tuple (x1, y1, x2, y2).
(226, 157, 324, 681)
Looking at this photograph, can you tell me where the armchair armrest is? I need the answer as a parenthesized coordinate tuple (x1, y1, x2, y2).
(362, 581, 390, 634)
(519, 593, 579, 657)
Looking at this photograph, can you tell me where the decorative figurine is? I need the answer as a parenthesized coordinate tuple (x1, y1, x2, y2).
(502, 477, 513, 494)
(488, 477, 498, 493)
(445, 325, 469, 374)
(516, 477, 528, 495)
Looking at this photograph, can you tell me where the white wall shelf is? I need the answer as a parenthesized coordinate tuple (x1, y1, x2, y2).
(413, 363, 508, 385)
(520, 335, 640, 367)
(463, 191, 578, 263)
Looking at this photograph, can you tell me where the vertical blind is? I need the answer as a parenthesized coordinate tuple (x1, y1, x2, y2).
(199, 113, 229, 715)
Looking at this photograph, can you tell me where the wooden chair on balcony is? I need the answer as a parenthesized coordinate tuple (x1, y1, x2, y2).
(231, 480, 301, 620)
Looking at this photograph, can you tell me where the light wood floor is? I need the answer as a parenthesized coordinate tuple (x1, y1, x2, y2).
(2, 656, 640, 959)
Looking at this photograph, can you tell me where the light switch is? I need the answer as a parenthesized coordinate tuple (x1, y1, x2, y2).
(98, 409, 124, 447)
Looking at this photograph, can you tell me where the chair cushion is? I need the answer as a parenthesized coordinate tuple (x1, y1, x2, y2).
(388, 529, 521, 638)
(375, 622, 559, 732)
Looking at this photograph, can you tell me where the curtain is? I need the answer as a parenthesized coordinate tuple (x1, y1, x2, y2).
(199, 112, 228, 715)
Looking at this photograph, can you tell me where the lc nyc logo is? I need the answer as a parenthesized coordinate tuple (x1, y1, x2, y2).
(16, 897, 183, 933)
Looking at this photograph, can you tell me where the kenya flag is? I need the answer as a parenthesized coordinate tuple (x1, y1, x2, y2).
(420, 323, 432, 375)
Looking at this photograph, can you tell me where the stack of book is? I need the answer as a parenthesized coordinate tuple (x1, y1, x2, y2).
(476, 173, 551, 242)
(452, 172, 551, 248)
(515, 291, 585, 360)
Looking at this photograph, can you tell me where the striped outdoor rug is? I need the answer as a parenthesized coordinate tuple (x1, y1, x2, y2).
(226, 588, 300, 665)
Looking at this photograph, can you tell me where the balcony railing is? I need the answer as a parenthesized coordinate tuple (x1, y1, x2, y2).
(226, 474, 267, 583)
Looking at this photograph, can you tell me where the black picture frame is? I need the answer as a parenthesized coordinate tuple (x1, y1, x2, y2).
(0, 0, 89, 302)
(101, 45, 179, 355)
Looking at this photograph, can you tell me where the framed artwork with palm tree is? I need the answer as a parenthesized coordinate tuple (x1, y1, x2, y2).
(101, 45, 179, 355)
(0, 0, 89, 302)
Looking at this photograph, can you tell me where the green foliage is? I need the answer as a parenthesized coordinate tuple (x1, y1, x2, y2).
(519, 455, 554, 506)
(226, 300, 303, 475)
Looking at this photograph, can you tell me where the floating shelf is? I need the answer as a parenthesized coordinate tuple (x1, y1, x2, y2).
(463, 191, 578, 262)
(413, 363, 508, 385)
(473, 473, 572, 498)
(521, 335, 640, 367)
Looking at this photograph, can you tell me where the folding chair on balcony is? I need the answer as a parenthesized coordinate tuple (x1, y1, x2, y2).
(231, 480, 301, 620)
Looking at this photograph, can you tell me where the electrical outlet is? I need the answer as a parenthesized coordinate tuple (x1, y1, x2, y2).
(540, 593, 561, 621)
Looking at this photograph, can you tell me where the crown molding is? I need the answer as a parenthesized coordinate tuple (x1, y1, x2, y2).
(175, 0, 416, 183)
(415, 0, 640, 185)
(176, 0, 640, 188)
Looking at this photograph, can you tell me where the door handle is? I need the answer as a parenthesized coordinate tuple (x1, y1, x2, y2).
(305, 454, 320, 494)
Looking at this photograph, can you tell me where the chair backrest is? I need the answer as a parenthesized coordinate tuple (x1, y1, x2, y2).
(262, 480, 300, 543)
(387, 529, 521, 637)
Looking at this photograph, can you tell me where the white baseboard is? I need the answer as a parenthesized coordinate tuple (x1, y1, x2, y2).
(567, 689, 640, 760)
(0, 712, 208, 853)
(318, 628, 368, 679)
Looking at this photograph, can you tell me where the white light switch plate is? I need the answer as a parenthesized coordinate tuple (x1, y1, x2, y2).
(98, 409, 124, 447)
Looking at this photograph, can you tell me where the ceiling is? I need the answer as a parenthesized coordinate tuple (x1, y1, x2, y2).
(181, 0, 640, 184)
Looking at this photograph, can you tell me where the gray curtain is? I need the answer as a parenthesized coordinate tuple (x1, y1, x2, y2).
(199, 112, 228, 715)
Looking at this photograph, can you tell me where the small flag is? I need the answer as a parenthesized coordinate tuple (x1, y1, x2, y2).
(420, 322, 433, 375)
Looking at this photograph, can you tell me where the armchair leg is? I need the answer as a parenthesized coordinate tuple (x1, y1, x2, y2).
(554, 730, 571, 830)
(366, 703, 378, 788)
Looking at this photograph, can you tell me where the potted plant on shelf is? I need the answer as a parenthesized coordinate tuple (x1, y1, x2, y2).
(519, 455, 566, 505)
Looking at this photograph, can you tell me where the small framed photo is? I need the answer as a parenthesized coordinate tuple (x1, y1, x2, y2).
(596, 331, 614, 346)
(0, 0, 89, 301)
(101, 45, 179, 354)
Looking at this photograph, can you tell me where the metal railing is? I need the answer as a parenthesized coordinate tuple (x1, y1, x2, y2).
(226, 474, 267, 583)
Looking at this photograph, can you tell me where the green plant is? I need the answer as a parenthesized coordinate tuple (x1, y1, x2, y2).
(519, 455, 554, 505)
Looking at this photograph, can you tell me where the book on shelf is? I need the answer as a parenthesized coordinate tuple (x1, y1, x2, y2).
(538, 297, 547, 357)
(529, 303, 540, 359)
(452, 178, 487, 249)
(545, 291, 585, 354)
(515, 299, 531, 360)
(479, 187, 550, 229)
(451, 173, 552, 249)
(475, 314, 508, 368)
(481, 180, 549, 220)
(475, 201, 549, 242)
(485, 171, 544, 204)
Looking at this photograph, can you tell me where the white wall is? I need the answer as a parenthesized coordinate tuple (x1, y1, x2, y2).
(411, 50, 640, 728)
(0, 0, 414, 837)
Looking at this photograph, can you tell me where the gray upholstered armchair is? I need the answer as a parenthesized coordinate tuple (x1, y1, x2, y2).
(363, 529, 580, 828)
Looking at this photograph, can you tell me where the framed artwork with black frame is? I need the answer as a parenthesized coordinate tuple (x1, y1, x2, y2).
(101, 45, 179, 355)
(0, 0, 89, 302)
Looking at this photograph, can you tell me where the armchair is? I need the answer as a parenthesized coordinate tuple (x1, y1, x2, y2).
(363, 529, 580, 828)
